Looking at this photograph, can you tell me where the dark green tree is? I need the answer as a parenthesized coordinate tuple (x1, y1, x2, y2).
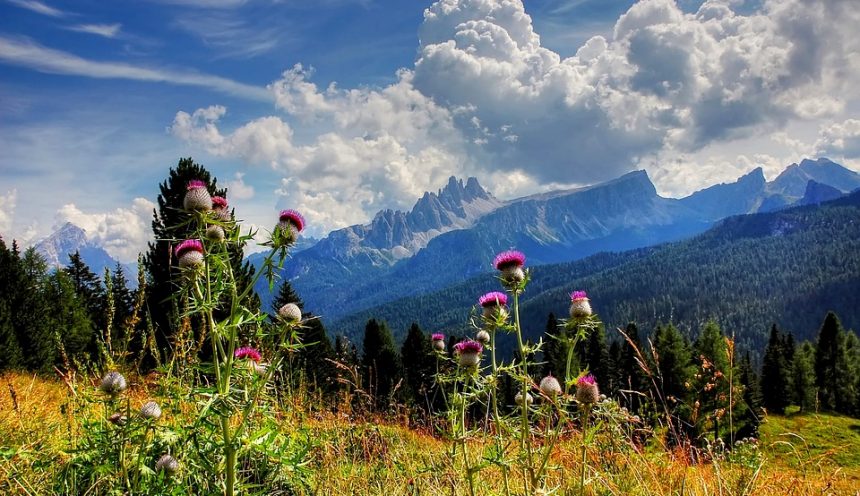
(815, 312, 842, 410)
(0, 238, 23, 369)
(45, 270, 96, 367)
(64, 251, 102, 319)
(692, 321, 736, 441)
(651, 323, 693, 403)
(736, 351, 762, 438)
(143, 157, 258, 364)
(761, 325, 791, 414)
(793, 342, 817, 413)
(400, 322, 434, 408)
(16, 248, 56, 371)
(618, 322, 648, 412)
(542, 313, 565, 376)
(835, 331, 859, 414)
(362, 318, 402, 409)
(583, 321, 611, 388)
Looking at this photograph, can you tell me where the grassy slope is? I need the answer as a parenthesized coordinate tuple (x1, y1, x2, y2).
(2, 372, 860, 495)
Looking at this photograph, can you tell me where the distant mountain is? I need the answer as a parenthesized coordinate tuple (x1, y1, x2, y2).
(796, 180, 844, 206)
(332, 192, 860, 356)
(769, 158, 860, 197)
(34, 223, 135, 285)
(260, 157, 860, 326)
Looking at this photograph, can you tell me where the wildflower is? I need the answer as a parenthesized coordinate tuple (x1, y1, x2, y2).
(234, 347, 262, 363)
(140, 401, 162, 420)
(539, 375, 562, 397)
(478, 291, 508, 319)
(493, 250, 526, 286)
(575, 374, 599, 404)
(175, 239, 204, 269)
(183, 179, 212, 211)
(514, 391, 534, 406)
(569, 290, 592, 318)
(431, 333, 446, 352)
(99, 371, 127, 397)
(211, 196, 231, 221)
(205, 225, 225, 242)
(275, 209, 305, 247)
(475, 330, 491, 346)
(156, 454, 180, 476)
(278, 303, 302, 323)
(453, 340, 483, 368)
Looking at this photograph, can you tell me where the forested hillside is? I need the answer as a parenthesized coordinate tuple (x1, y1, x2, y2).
(332, 191, 860, 354)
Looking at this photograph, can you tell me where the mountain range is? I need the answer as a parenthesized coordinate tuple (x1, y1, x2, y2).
(256, 157, 860, 325)
(32, 223, 134, 282)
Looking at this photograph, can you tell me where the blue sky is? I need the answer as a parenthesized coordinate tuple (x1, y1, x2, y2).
(1, 0, 858, 261)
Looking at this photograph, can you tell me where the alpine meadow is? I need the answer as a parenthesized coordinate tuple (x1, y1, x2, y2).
(2, 0, 860, 495)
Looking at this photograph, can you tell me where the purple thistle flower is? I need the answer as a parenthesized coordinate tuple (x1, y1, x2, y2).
(578, 374, 597, 386)
(234, 347, 262, 363)
(570, 290, 588, 301)
(493, 250, 525, 271)
(186, 179, 207, 191)
(431, 333, 445, 341)
(453, 340, 483, 355)
(478, 291, 508, 307)
(576, 374, 600, 404)
(174, 239, 203, 258)
(211, 196, 228, 209)
(279, 209, 305, 232)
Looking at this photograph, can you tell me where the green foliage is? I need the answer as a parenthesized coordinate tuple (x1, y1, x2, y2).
(792, 342, 817, 413)
(362, 319, 403, 409)
(761, 325, 792, 414)
(815, 312, 842, 410)
(400, 323, 434, 409)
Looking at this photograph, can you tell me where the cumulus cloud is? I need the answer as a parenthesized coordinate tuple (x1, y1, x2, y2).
(226, 172, 255, 200)
(55, 198, 155, 262)
(814, 119, 860, 159)
(0, 189, 17, 235)
(170, 0, 860, 231)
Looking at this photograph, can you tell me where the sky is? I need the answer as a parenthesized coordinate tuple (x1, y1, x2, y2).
(1, 0, 859, 262)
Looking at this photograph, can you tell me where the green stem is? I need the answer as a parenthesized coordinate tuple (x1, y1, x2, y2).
(579, 406, 590, 496)
(461, 376, 475, 496)
(489, 328, 511, 496)
(513, 291, 534, 490)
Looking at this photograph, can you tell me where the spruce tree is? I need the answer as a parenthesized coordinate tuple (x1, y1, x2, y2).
(815, 312, 842, 410)
(143, 157, 258, 363)
(618, 322, 647, 412)
(692, 321, 734, 441)
(400, 323, 433, 407)
(16, 248, 56, 371)
(583, 321, 611, 388)
(736, 352, 762, 438)
(45, 270, 96, 368)
(834, 331, 859, 414)
(0, 238, 23, 369)
(64, 251, 102, 320)
(362, 319, 402, 409)
(793, 342, 817, 413)
(761, 325, 791, 414)
(651, 323, 693, 403)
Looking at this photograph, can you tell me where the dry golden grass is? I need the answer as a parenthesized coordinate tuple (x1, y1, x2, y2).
(1, 372, 859, 495)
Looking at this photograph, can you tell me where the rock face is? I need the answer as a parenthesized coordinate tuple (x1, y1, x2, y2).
(680, 168, 767, 219)
(769, 158, 860, 197)
(796, 180, 844, 206)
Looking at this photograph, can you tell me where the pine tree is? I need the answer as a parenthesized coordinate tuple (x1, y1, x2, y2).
(793, 342, 817, 413)
(143, 158, 258, 364)
(16, 248, 56, 371)
(583, 321, 611, 388)
(400, 323, 434, 408)
(542, 313, 565, 376)
(618, 322, 647, 412)
(815, 312, 842, 410)
(651, 323, 693, 403)
(761, 325, 791, 414)
(362, 319, 402, 409)
(0, 237, 23, 370)
(834, 331, 859, 415)
(736, 352, 762, 438)
(692, 321, 734, 441)
(45, 270, 96, 367)
(64, 251, 102, 319)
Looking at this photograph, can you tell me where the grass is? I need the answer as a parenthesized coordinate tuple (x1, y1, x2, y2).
(2, 372, 860, 495)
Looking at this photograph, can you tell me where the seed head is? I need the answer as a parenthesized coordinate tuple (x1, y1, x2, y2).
(99, 371, 127, 396)
(278, 303, 302, 323)
(515, 392, 534, 406)
(183, 179, 212, 211)
(140, 401, 162, 420)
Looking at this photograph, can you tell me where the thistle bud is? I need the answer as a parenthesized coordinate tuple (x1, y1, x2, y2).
(453, 340, 483, 368)
(155, 454, 180, 476)
(278, 303, 302, 323)
(211, 196, 231, 221)
(275, 209, 305, 247)
(478, 291, 508, 320)
(539, 375, 562, 397)
(493, 250, 526, 287)
(99, 371, 127, 397)
(515, 392, 534, 406)
(431, 333, 445, 352)
(205, 225, 225, 242)
(475, 330, 491, 346)
(174, 239, 204, 269)
(569, 290, 592, 318)
(140, 401, 162, 420)
(183, 180, 212, 211)
(576, 374, 599, 405)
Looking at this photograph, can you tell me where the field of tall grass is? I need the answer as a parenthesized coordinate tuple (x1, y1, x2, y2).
(2, 371, 858, 495)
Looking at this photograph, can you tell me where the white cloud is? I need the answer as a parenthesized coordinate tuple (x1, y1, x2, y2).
(67, 23, 123, 39)
(0, 36, 271, 101)
(0, 189, 17, 235)
(168, 0, 860, 232)
(226, 172, 255, 200)
(55, 198, 156, 262)
(7, 0, 65, 17)
(814, 119, 860, 159)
